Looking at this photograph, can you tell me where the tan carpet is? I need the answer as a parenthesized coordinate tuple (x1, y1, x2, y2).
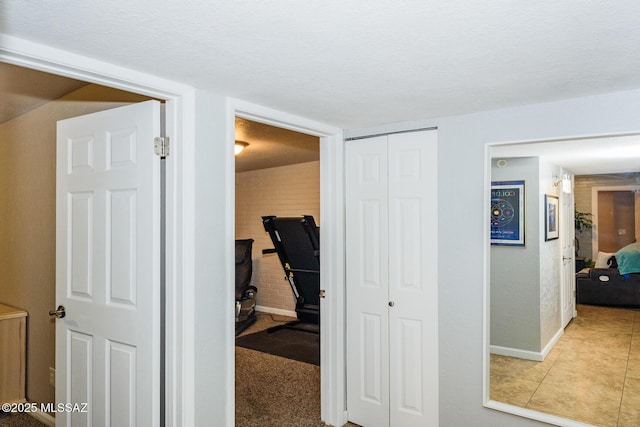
(235, 313, 323, 426)
(235, 313, 359, 427)
(235, 345, 321, 426)
(0, 412, 46, 427)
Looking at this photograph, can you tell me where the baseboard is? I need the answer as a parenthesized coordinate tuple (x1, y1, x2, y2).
(491, 328, 564, 362)
(490, 345, 544, 361)
(28, 406, 55, 427)
(255, 305, 297, 318)
(540, 327, 564, 360)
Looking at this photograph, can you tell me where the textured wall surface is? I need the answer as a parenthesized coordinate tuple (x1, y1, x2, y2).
(235, 161, 320, 313)
(537, 159, 562, 350)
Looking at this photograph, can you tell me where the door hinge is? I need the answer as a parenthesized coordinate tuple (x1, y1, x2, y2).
(154, 137, 170, 157)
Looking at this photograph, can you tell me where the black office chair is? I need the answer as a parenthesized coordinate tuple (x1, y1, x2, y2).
(235, 239, 257, 335)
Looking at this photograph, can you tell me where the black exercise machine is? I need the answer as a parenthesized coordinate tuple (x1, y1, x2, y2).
(262, 215, 320, 332)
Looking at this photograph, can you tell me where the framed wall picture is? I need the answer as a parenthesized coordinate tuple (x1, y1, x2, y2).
(491, 180, 525, 246)
(545, 194, 559, 241)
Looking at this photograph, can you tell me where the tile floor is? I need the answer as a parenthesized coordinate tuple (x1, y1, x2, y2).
(491, 304, 640, 427)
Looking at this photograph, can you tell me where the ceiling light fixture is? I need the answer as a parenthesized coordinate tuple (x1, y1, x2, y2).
(235, 140, 249, 155)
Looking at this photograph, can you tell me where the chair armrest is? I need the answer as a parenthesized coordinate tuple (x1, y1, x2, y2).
(576, 268, 590, 279)
(242, 286, 258, 299)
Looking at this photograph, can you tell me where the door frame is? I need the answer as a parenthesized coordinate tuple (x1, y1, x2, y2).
(227, 99, 346, 426)
(559, 177, 576, 326)
(0, 35, 196, 426)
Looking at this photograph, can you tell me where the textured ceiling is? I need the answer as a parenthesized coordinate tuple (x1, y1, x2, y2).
(235, 118, 318, 173)
(3, 1, 640, 129)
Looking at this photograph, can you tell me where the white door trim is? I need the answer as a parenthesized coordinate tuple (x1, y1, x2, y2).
(560, 173, 576, 327)
(228, 99, 347, 427)
(0, 34, 196, 427)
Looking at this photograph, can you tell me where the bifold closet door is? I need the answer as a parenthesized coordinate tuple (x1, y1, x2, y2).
(346, 130, 438, 427)
(346, 135, 390, 427)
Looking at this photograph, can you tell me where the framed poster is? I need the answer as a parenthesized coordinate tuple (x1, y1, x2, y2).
(491, 180, 525, 246)
(545, 194, 559, 241)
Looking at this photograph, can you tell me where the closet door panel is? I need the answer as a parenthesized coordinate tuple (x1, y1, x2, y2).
(346, 136, 390, 427)
(388, 131, 438, 427)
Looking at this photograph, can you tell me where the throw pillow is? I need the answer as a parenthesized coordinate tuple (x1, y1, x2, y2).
(594, 251, 615, 268)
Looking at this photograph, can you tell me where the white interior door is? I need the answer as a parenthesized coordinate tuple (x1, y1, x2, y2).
(560, 175, 576, 326)
(346, 130, 438, 427)
(55, 101, 162, 426)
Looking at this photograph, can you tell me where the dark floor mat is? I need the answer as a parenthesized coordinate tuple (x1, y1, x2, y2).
(235, 327, 320, 366)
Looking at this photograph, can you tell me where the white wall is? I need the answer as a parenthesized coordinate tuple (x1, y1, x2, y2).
(490, 157, 541, 353)
(489, 156, 562, 357)
(192, 90, 233, 426)
(344, 88, 640, 426)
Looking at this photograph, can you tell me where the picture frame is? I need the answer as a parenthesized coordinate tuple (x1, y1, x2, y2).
(545, 194, 559, 241)
(491, 180, 525, 246)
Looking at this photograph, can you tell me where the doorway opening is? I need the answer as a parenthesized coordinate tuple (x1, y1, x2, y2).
(586, 182, 640, 259)
(597, 190, 636, 250)
(233, 116, 322, 426)
(0, 62, 156, 426)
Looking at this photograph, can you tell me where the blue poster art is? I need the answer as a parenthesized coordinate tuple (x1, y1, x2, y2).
(548, 203, 557, 232)
(545, 194, 559, 241)
(491, 180, 525, 246)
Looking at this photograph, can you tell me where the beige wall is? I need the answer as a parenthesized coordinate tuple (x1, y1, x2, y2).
(235, 161, 320, 313)
(0, 84, 149, 407)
